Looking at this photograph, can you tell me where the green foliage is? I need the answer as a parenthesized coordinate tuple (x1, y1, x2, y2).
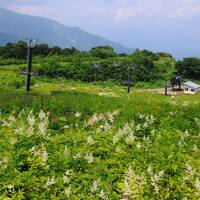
(1, 81, 200, 199)
(176, 57, 200, 80)
(0, 41, 27, 59)
(0, 42, 177, 84)
(0, 74, 25, 89)
(90, 46, 117, 59)
(33, 53, 173, 84)
(0, 56, 26, 66)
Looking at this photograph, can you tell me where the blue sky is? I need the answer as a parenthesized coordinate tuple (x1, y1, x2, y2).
(1, 0, 200, 58)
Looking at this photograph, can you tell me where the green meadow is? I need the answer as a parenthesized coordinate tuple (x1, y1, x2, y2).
(1, 64, 200, 199)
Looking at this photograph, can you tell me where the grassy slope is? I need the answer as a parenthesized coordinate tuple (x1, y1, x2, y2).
(1, 65, 200, 199)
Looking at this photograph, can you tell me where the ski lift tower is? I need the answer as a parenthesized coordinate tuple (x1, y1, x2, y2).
(126, 64, 136, 93)
(94, 62, 100, 82)
(113, 61, 120, 80)
(23, 39, 38, 93)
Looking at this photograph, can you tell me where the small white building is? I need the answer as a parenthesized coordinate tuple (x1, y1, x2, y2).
(183, 81, 200, 94)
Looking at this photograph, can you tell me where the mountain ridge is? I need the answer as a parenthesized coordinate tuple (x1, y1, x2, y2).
(0, 7, 133, 53)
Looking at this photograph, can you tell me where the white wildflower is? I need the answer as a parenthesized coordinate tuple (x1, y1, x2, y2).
(63, 170, 71, 184)
(99, 190, 109, 200)
(113, 134, 120, 144)
(84, 153, 94, 164)
(87, 135, 94, 146)
(64, 125, 70, 129)
(193, 144, 198, 152)
(139, 114, 145, 119)
(39, 110, 46, 120)
(136, 143, 142, 150)
(2, 119, 11, 127)
(183, 101, 189, 107)
(115, 145, 121, 153)
(40, 145, 48, 163)
(91, 180, 99, 193)
(184, 130, 190, 137)
(125, 133, 135, 145)
(169, 112, 174, 116)
(6, 184, 14, 193)
(99, 121, 112, 132)
(135, 124, 141, 131)
(65, 185, 71, 198)
(143, 136, 151, 145)
(0, 157, 8, 169)
(64, 146, 70, 157)
(45, 177, 56, 188)
(75, 112, 81, 118)
(73, 153, 82, 160)
(27, 111, 35, 126)
(29, 146, 37, 155)
(87, 114, 100, 127)
(14, 127, 23, 135)
(125, 166, 134, 180)
(38, 121, 48, 137)
(122, 180, 132, 198)
(7, 184, 14, 190)
(106, 111, 118, 123)
(18, 109, 24, 118)
(147, 165, 153, 175)
(8, 114, 16, 122)
(122, 166, 146, 199)
(154, 170, 165, 182)
(9, 138, 17, 145)
(151, 170, 165, 194)
(185, 163, 195, 180)
(196, 178, 200, 191)
(27, 126, 34, 136)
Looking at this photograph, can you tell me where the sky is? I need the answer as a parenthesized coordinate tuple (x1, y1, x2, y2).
(0, 0, 200, 58)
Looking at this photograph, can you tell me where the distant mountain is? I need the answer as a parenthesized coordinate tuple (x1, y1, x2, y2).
(0, 7, 133, 53)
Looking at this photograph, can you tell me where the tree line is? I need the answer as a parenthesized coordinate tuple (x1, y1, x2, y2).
(2, 41, 200, 83)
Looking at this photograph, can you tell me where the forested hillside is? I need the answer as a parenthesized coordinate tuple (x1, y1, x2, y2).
(0, 41, 176, 87)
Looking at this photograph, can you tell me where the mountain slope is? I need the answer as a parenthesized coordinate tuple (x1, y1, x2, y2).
(0, 7, 133, 53)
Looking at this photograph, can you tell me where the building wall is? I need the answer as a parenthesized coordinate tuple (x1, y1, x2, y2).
(183, 86, 200, 94)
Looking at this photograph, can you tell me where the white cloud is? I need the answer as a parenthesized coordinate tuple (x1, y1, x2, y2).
(2, 0, 200, 23)
(5, 4, 53, 17)
(113, 0, 200, 21)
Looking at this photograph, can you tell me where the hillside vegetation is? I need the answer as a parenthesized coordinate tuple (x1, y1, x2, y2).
(0, 42, 176, 88)
(1, 62, 200, 199)
(1, 42, 200, 199)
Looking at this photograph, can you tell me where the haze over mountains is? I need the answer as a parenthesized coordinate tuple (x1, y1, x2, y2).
(0, 8, 132, 53)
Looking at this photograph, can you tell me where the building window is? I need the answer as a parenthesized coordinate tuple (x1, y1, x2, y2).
(191, 89, 195, 92)
(185, 88, 188, 91)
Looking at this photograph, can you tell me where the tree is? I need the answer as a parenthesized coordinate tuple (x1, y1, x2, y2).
(90, 46, 117, 59)
(49, 46, 62, 55)
(34, 44, 49, 56)
(62, 47, 79, 56)
(176, 57, 200, 79)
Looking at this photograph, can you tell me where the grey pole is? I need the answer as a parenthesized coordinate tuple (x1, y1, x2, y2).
(127, 64, 132, 93)
(94, 63, 100, 82)
(26, 45, 33, 93)
(25, 39, 37, 93)
(165, 83, 168, 95)
(113, 61, 119, 81)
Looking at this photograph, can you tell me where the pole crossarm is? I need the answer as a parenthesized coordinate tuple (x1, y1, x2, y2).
(125, 81, 133, 85)
(21, 71, 37, 76)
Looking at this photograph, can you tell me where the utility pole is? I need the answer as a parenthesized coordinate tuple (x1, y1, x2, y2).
(113, 61, 120, 81)
(94, 62, 100, 82)
(164, 82, 168, 96)
(24, 39, 37, 93)
(127, 64, 133, 93)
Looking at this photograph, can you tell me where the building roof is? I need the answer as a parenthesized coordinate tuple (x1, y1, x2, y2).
(184, 81, 200, 89)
